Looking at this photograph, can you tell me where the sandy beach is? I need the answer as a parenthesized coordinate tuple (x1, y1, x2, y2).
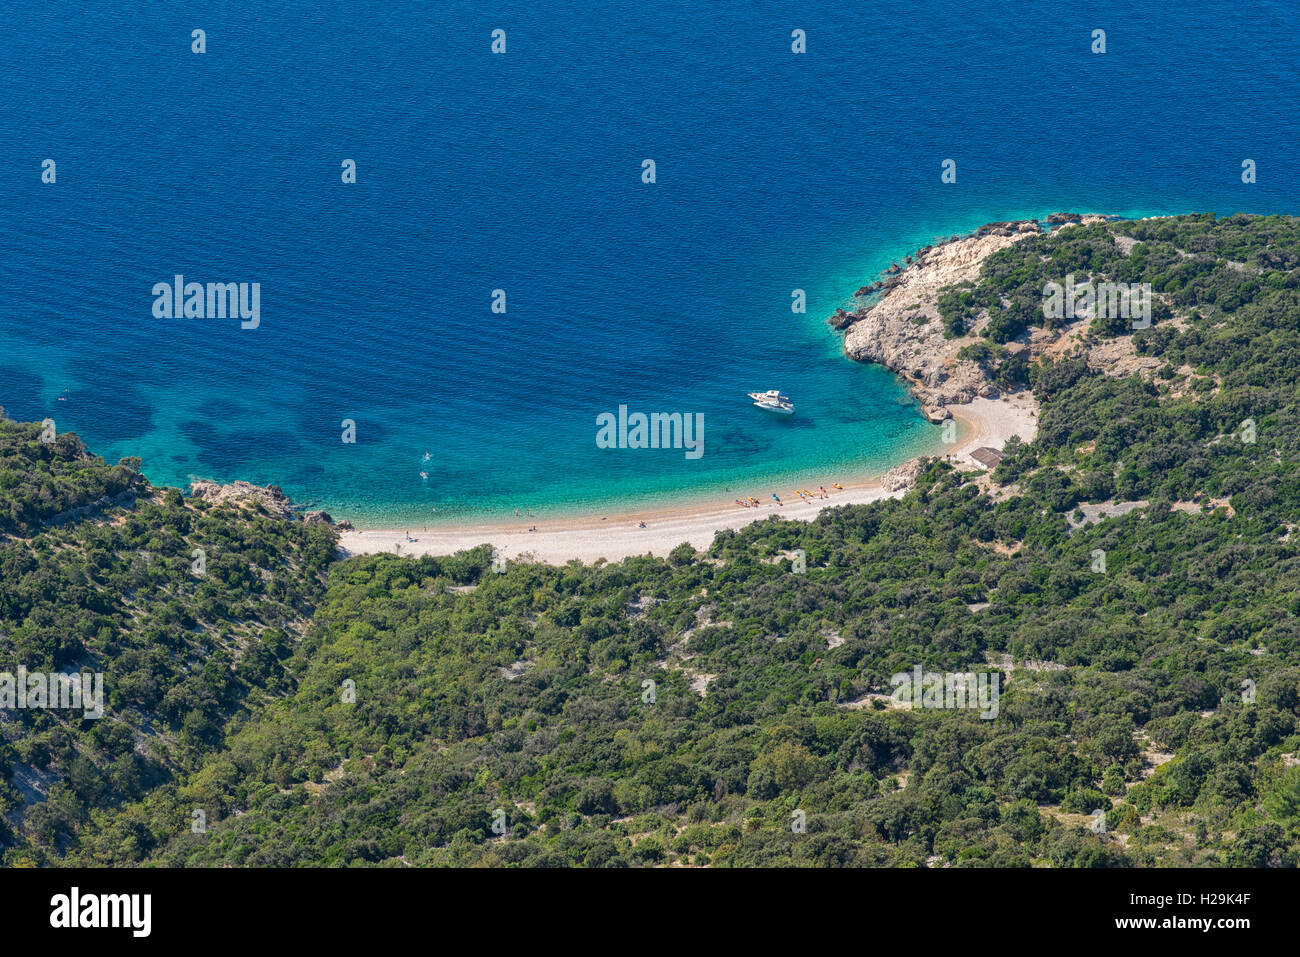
(337, 394, 1038, 564)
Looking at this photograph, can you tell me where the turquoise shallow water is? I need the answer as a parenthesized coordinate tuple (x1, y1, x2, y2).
(3, 1, 1298, 526)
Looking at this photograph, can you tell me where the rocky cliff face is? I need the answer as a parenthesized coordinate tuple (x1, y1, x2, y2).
(837, 220, 1043, 417)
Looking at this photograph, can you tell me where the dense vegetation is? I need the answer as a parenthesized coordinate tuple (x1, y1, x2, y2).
(0, 420, 334, 861)
(0, 414, 140, 536)
(5, 213, 1300, 867)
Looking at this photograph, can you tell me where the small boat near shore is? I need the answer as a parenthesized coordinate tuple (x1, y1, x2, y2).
(748, 390, 794, 415)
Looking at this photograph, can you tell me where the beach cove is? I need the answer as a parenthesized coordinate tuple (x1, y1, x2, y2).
(337, 216, 1062, 563)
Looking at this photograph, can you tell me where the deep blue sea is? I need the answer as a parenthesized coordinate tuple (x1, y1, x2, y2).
(3, 1, 1299, 525)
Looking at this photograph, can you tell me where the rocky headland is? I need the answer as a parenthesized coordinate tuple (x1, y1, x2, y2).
(830, 214, 1112, 426)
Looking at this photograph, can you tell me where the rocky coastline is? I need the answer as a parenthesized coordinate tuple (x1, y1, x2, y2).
(829, 214, 1111, 423)
(189, 479, 347, 528)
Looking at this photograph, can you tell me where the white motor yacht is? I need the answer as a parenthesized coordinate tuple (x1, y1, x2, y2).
(748, 390, 794, 415)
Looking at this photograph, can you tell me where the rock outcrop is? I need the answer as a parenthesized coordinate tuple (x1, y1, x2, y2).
(189, 480, 293, 519)
(880, 458, 925, 493)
